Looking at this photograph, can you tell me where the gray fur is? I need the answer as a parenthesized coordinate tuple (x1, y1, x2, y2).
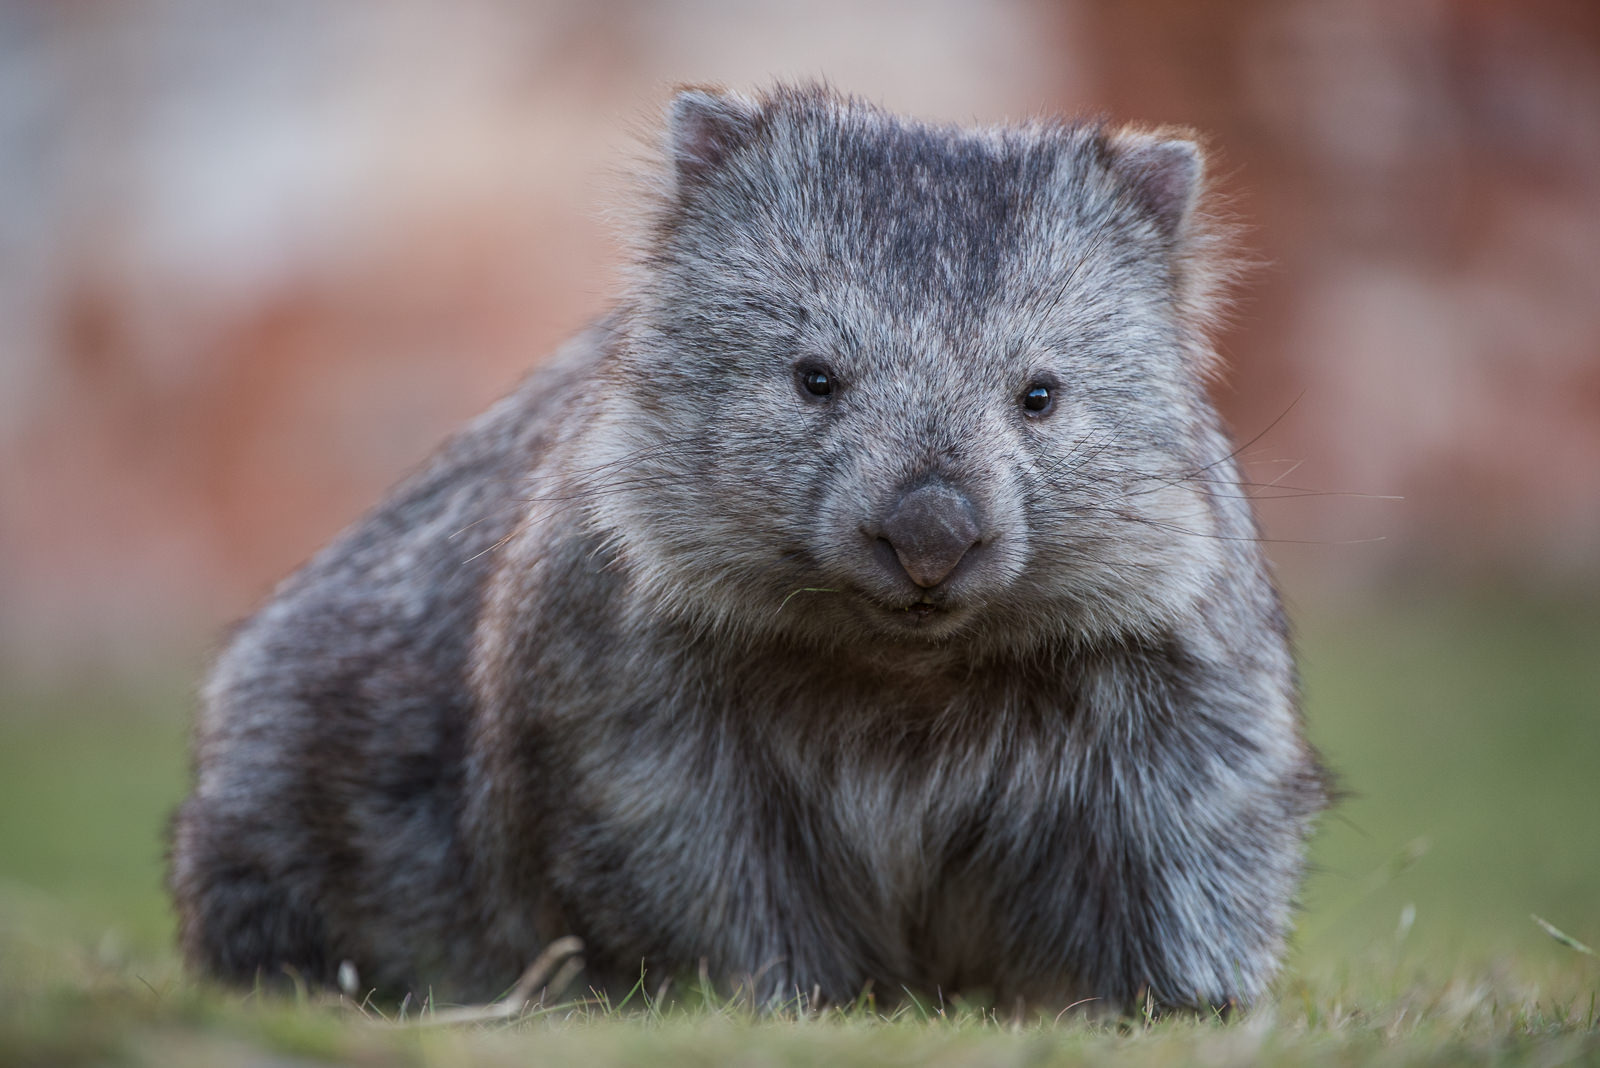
(169, 84, 1327, 1013)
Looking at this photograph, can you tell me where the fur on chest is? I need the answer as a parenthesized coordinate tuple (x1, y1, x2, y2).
(558, 689, 1089, 981)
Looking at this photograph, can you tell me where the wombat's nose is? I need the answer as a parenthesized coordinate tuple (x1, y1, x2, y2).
(874, 481, 982, 588)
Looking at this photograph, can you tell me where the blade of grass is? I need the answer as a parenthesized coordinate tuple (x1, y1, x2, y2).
(1531, 915, 1597, 958)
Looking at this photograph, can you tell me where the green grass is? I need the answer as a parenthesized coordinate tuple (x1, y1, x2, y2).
(1297, 593, 1600, 967)
(1, 592, 1596, 1064)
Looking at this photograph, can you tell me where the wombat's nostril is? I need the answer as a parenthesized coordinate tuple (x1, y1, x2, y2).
(876, 481, 983, 588)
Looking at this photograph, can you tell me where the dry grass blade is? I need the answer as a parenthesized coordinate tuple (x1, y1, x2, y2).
(407, 936, 585, 1026)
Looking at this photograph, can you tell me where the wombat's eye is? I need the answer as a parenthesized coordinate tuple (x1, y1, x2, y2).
(796, 362, 836, 399)
(1021, 382, 1054, 416)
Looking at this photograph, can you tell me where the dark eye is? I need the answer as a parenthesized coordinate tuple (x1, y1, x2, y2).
(797, 364, 835, 398)
(1022, 382, 1054, 415)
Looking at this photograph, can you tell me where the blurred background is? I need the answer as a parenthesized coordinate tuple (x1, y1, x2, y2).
(0, 0, 1596, 984)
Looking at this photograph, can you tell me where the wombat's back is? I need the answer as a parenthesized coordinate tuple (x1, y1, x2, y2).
(168, 325, 607, 997)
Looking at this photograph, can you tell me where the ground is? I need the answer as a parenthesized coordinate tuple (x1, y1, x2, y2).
(1, 592, 1596, 1065)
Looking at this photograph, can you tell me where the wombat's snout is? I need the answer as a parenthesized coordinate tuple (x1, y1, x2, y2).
(865, 479, 984, 589)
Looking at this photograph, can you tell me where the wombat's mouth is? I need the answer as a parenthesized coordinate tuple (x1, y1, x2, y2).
(878, 594, 963, 633)
(837, 582, 969, 638)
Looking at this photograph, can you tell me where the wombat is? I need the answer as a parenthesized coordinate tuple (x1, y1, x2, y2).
(169, 83, 1327, 1014)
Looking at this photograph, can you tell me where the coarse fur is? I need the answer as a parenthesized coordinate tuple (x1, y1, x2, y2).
(169, 83, 1327, 1013)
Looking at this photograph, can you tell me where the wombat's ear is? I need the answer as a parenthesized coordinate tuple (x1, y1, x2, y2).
(666, 88, 761, 188)
(1107, 133, 1203, 241)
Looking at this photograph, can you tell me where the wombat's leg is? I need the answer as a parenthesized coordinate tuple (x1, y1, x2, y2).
(168, 801, 335, 989)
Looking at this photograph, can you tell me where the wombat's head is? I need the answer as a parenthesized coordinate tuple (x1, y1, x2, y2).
(586, 84, 1239, 657)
